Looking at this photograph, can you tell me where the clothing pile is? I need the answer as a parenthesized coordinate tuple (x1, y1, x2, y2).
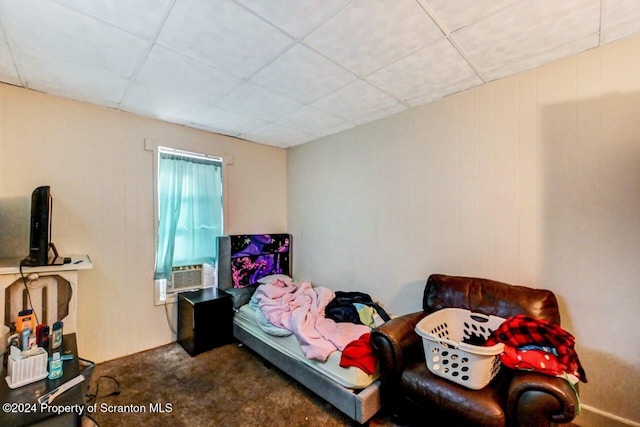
(251, 280, 370, 361)
(251, 281, 390, 374)
(324, 291, 391, 375)
(486, 314, 587, 383)
(325, 291, 391, 328)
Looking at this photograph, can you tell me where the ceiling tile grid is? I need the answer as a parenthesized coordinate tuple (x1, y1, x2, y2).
(240, 123, 316, 148)
(272, 105, 354, 137)
(216, 82, 302, 121)
(351, 102, 409, 126)
(451, 0, 602, 78)
(366, 38, 478, 102)
(156, 0, 294, 79)
(0, 0, 149, 79)
(120, 81, 210, 126)
(188, 106, 269, 138)
(52, 0, 173, 39)
(423, 0, 517, 32)
(133, 45, 242, 104)
(304, 0, 444, 76)
(482, 34, 601, 83)
(405, 75, 483, 107)
(248, 44, 357, 103)
(235, 0, 351, 39)
(311, 79, 402, 123)
(15, 48, 130, 108)
(1, 0, 639, 148)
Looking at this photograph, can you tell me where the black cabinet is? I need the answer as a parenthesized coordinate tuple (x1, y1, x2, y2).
(178, 287, 233, 356)
(0, 334, 94, 426)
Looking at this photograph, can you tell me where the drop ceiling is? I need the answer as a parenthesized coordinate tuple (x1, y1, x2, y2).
(1, 0, 639, 148)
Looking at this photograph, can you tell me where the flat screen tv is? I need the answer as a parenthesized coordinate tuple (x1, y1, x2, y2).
(22, 185, 52, 266)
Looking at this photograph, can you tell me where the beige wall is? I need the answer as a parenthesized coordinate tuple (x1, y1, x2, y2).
(0, 84, 288, 362)
(288, 36, 640, 425)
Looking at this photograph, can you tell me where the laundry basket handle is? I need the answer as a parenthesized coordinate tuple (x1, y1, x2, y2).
(469, 312, 491, 323)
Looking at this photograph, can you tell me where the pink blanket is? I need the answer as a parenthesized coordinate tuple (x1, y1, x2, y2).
(254, 280, 371, 361)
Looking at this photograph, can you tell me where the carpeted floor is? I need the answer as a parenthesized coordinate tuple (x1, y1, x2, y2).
(84, 341, 398, 427)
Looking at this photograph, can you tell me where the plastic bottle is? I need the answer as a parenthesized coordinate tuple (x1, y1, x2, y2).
(51, 321, 63, 350)
(21, 328, 31, 350)
(49, 352, 63, 379)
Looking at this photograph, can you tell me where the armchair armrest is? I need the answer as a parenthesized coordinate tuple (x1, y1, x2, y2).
(507, 371, 580, 426)
(371, 311, 425, 379)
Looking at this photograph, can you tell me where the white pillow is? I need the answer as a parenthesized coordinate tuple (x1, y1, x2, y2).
(257, 274, 293, 285)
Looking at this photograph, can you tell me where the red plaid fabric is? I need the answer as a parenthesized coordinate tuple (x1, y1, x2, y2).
(486, 315, 587, 382)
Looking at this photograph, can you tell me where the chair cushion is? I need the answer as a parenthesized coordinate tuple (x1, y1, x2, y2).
(423, 274, 561, 324)
(400, 359, 508, 427)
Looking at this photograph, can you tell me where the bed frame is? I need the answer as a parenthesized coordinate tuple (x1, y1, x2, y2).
(216, 234, 381, 424)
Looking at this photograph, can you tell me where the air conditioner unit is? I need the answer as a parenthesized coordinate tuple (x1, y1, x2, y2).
(170, 264, 203, 293)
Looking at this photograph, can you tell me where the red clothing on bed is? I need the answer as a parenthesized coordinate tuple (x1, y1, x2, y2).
(339, 333, 377, 375)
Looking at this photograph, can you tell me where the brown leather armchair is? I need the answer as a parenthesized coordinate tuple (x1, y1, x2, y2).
(371, 274, 580, 427)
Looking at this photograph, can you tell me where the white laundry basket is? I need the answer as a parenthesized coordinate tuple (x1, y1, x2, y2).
(415, 308, 506, 390)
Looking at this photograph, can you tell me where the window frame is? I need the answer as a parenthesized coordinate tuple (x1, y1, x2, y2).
(145, 139, 228, 305)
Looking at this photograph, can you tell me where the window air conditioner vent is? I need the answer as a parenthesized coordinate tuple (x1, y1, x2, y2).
(170, 264, 203, 292)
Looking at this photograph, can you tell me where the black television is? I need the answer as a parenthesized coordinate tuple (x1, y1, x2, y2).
(22, 185, 55, 266)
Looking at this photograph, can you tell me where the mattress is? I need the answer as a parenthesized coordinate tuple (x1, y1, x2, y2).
(234, 304, 379, 389)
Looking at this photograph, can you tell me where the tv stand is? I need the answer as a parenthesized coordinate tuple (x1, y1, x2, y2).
(47, 242, 65, 265)
(20, 242, 68, 266)
(0, 255, 92, 334)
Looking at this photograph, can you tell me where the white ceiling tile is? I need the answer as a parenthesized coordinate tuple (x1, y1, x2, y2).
(405, 91, 441, 108)
(604, 0, 640, 26)
(189, 107, 268, 137)
(273, 105, 352, 136)
(424, 0, 516, 31)
(313, 121, 358, 139)
(305, 0, 443, 75)
(217, 83, 302, 121)
(483, 35, 600, 82)
(236, 0, 350, 39)
(250, 44, 356, 103)
(602, 0, 640, 44)
(52, 0, 172, 39)
(241, 123, 316, 148)
(157, 0, 294, 79)
(312, 80, 402, 122)
(135, 46, 241, 103)
(0, 35, 21, 86)
(15, 49, 128, 108)
(367, 38, 477, 102)
(453, 0, 601, 75)
(120, 80, 208, 124)
(406, 75, 483, 107)
(0, 0, 148, 78)
(601, 18, 640, 44)
(351, 103, 408, 126)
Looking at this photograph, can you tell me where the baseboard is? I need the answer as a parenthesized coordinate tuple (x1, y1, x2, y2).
(575, 405, 640, 427)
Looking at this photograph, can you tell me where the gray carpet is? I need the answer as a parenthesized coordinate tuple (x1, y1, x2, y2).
(84, 342, 397, 427)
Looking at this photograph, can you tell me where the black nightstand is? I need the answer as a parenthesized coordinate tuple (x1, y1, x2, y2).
(177, 287, 233, 356)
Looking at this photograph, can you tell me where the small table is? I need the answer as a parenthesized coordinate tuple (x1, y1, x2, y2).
(178, 288, 233, 356)
(0, 334, 94, 426)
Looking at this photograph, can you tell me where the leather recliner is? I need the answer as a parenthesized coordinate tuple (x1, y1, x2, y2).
(371, 274, 580, 427)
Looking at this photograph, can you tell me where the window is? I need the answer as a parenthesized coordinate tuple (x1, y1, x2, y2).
(154, 147, 223, 280)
